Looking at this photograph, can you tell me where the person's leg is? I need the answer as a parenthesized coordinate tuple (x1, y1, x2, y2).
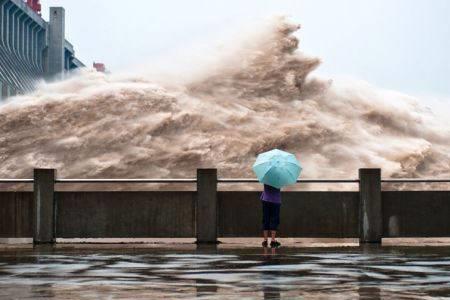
(270, 203, 281, 248)
(271, 230, 277, 242)
(262, 201, 270, 246)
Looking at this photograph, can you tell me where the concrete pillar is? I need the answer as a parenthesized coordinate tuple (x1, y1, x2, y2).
(33, 169, 56, 244)
(65, 50, 70, 70)
(6, 5, 13, 51)
(0, 82, 7, 100)
(14, 11, 25, 55)
(19, 17, 25, 57)
(47, 7, 65, 80)
(34, 28, 41, 68)
(31, 24, 39, 66)
(0, 2, 5, 46)
(359, 168, 382, 243)
(23, 17, 31, 59)
(37, 29, 44, 70)
(196, 169, 218, 244)
(24, 18, 29, 59)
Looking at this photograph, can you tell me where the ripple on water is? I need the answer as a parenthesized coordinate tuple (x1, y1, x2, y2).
(0, 248, 450, 299)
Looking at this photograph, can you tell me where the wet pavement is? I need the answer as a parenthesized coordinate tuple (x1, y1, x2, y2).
(0, 245, 450, 299)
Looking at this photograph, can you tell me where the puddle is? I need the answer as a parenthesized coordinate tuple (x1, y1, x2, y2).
(0, 246, 449, 299)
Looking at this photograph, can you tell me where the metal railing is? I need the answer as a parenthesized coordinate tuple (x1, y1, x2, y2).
(2, 178, 450, 184)
(381, 179, 450, 183)
(55, 179, 197, 184)
(0, 178, 360, 183)
(0, 179, 34, 183)
(218, 178, 359, 183)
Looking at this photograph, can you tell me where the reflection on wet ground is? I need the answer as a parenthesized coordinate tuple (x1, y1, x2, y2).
(0, 245, 450, 299)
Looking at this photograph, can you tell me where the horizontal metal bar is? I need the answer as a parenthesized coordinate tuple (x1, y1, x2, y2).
(2, 178, 449, 184)
(56, 179, 359, 184)
(218, 179, 360, 183)
(0, 179, 34, 183)
(298, 179, 360, 183)
(55, 179, 197, 183)
(218, 179, 259, 183)
(382, 179, 450, 183)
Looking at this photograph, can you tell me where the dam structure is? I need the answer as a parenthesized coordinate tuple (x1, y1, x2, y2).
(0, 0, 84, 100)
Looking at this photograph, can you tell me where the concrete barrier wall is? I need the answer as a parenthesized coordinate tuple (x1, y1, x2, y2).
(0, 192, 33, 238)
(55, 192, 196, 238)
(382, 191, 450, 237)
(218, 192, 360, 238)
(3, 171, 450, 242)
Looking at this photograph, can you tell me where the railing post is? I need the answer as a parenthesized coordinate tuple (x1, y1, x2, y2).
(196, 169, 218, 244)
(359, 168, 382, 244)
(33, 169, 56, 244)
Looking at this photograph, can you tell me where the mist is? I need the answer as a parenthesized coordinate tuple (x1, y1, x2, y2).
(1, 17, 449, 189)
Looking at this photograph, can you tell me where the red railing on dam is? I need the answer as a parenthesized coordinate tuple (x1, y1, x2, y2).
(1, 168, 450, 244)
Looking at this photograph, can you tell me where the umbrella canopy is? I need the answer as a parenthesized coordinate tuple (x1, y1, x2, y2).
(252, 149, 302, 189)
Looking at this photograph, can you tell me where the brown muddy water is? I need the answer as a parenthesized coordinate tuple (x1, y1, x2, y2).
(0, 246, 450, 299)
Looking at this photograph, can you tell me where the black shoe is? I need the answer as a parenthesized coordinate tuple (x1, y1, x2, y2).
(270, 241, 281, 248)
(262, 240, 268, 248)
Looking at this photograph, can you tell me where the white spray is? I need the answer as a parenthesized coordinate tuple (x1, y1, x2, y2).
(1, 17, 449, 190)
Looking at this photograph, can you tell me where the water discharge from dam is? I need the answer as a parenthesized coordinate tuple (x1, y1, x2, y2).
(1, 17, 450, 188)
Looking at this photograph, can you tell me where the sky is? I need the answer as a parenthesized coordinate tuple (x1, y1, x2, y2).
(41, 0, 450, 99)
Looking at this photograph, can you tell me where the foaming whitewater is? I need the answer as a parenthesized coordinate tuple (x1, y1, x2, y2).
(1, 17, 450, 188)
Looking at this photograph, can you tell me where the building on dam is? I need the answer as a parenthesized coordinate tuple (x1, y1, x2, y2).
(0, 0, 84, 101)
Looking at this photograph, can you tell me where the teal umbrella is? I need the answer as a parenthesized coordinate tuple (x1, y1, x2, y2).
(252, 149, 302, 189)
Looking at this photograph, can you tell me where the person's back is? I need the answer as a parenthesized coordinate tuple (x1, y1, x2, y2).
(261, 184, 281, 204)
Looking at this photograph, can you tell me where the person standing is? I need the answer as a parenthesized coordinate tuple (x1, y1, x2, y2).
(261, 184, 281, 248)
(253, 149, 301, 248)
